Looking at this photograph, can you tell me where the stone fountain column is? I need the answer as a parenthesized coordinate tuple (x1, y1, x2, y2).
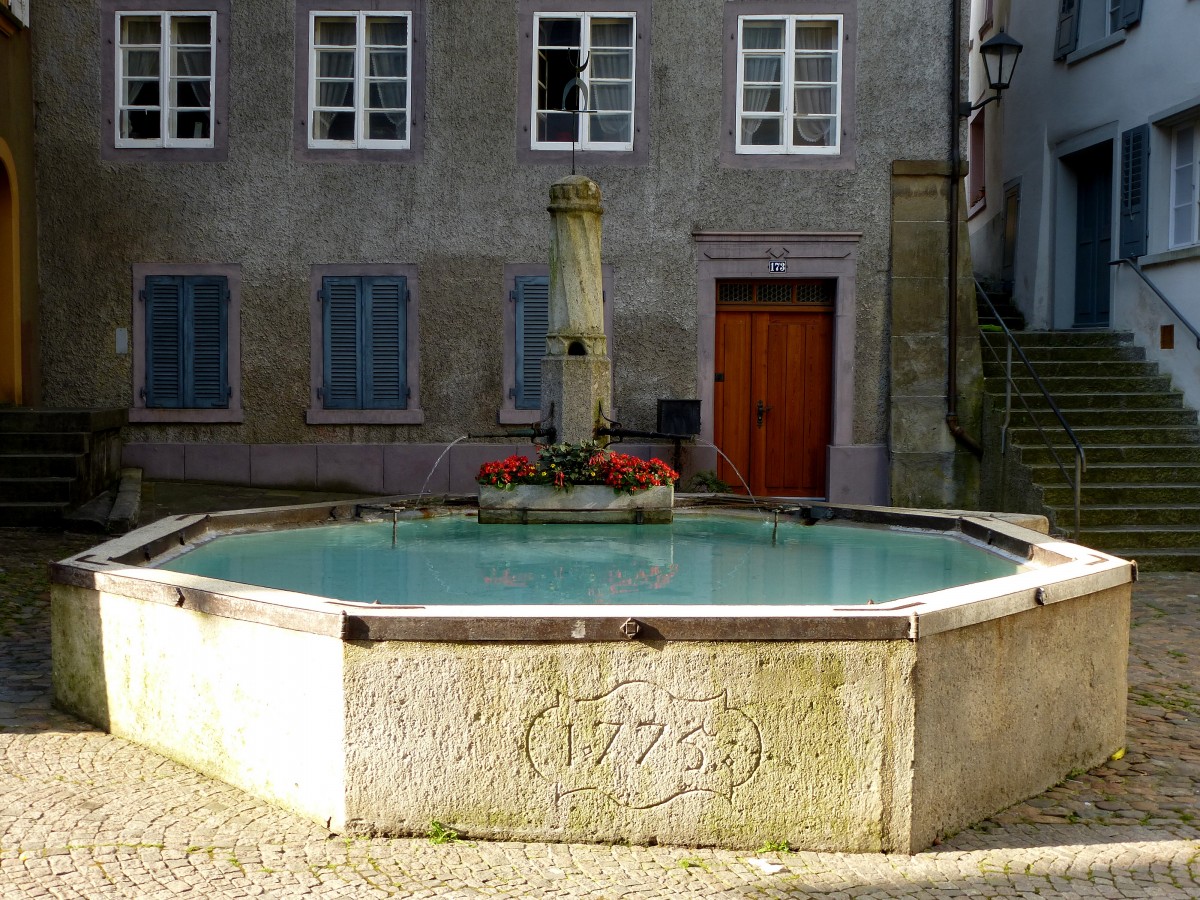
(542, 174, 612, 444)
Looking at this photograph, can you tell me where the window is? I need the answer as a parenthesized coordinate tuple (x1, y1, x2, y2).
(721, 0, 856, 169)
(1054, 0, 1142, 61)
(499, 264, 612, 424)
(1171, 121, 1199, 248)
(735, 15, 841, 155)
(516, 0, 650, 166)
(532, 12, 634, 151)
(308, 12, 410, 149)
(130, 264, 242, 423)
(968, 109, 987, 215)
(101, 0, 230, 160)
(294, 0, 424, 162)
(307, 265, 422, 424)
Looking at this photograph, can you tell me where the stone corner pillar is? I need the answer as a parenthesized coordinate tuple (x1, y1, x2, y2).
(542, 174, 613, 444)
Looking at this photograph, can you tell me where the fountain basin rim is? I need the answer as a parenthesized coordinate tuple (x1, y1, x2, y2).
(52, 499, 1133, 644)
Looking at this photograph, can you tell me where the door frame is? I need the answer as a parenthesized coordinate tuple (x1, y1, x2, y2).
(694, 231, 859, 499)
(0, 139, 21, 406)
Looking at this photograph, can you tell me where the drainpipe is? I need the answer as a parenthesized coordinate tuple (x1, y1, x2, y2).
(946, 0, 983, 458)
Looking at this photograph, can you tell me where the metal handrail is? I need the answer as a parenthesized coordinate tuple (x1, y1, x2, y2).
(976, 280, 1087, 541)
(1113, 257, 1200, 349)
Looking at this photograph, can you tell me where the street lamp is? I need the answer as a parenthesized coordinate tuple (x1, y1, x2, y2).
(960, 30, 1023, 116)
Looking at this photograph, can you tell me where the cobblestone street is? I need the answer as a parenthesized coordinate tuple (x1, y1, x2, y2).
(1, 511, 1198, 898)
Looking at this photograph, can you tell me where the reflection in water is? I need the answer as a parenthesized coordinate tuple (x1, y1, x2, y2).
(159, 515, 1028, 607)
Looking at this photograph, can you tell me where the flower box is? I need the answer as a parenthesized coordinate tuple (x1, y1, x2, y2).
(478, 484, 673, 524)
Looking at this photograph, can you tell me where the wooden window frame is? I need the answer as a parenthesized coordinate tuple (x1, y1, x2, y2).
(307, 10, 413, 151)
(1170, 121, 1199, 249)
(100, 0, 230, 161)
(734, 13, 843, 157)
(529, 11, 636, 153)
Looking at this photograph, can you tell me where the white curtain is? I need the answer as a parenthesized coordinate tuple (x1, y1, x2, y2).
(792, 24, 836, 146)
(740, 21, 783, 145)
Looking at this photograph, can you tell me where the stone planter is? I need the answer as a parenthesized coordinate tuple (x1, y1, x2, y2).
(477, 484, 673, 524)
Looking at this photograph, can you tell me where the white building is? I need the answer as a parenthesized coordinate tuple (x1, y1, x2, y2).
(968, 0, 1200, 405)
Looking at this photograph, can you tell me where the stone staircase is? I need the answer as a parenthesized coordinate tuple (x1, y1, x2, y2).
(977, 285, 1026, 331)
(0, 409, 125, 527)
(981, 330, 1200, 570)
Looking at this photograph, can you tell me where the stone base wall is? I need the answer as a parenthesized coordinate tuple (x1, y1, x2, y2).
(50, 568, 1130, 853)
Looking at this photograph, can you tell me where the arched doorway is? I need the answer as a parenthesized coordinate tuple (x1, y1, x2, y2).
(0, 140, 21, 405)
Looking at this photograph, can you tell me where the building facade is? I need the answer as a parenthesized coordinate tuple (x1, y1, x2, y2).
(31, 0, 978, 504)
(968, 0, 1200, 407)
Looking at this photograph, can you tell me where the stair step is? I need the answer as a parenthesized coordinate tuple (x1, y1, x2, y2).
(1028, 463, 1200, 484)
(1008, 408, 1198, 428)
(0, 408, 125, 433)
(1047, 505, 1200, 526)
(1008, 425, 1200, 446)
(0, 502, 69, 527)
(1042, 483, 1200, 505)
(1075, 525, 1200, 551)
(982, 344, 1147, 363)
(982, 360, 1160, 378)
(1019, 444, 1200, 465)
(1113, 549, 1200, 572)
(981, 373, 1174, 394)
(983, 330, 1135, 348)
(0, 432, 91, 453)
(0, 453, 85, 478)
(0, 477, 78, 503)
(984, 386, 1183, 409)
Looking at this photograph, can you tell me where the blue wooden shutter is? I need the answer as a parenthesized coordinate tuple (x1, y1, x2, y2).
(1054, 0, 1079, 59)
(1117, 0, 1142, 29)
(323, 277, 363, 408)
(1120, 124, 1150, 259)
(145, 275, 184, 408)
(364, 276, 407, 409)
(185, 276, 229, 408)
(514, 275, 549, 410)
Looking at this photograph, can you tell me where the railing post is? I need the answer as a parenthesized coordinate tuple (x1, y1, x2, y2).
(1074, 453, 1082, 544)
(1002, 341, 1013, 454)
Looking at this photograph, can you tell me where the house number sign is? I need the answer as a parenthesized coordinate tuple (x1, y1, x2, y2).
(768, 260, 788, 273)
(525, 680, 762, 809)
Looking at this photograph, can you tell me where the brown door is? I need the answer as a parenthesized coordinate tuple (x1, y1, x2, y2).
(714, 281, 833, 498)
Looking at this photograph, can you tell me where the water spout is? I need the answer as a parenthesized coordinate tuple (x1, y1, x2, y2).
(693, 439, 758, 508)
(417, 435, 470, 500)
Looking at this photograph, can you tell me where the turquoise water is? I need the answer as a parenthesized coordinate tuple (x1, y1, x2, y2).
(156, 515, 1027, 606)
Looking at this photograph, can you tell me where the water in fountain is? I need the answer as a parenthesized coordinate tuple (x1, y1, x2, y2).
(417, 435, 469, 499)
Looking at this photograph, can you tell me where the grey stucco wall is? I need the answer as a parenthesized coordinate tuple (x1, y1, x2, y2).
(33, 0, 953, 448)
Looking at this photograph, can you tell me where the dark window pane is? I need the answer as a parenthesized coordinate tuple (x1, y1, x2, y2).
(536, 110, 579, 142)
(314, 110, 356, 141)
(173, 16, 210, 45)
(122, 109, 161, 140)
(538, 17, 580, 47)
(741, 117, 781, 146)
(368, 112, 407, 141)
(175, 109, 211, 140)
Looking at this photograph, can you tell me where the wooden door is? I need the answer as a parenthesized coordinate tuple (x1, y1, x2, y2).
(714, 281, 834, 498)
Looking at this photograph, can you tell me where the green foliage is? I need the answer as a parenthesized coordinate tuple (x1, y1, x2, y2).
(757, 839, 790, 854)
(427, 820, 461, 845)
(684, 470, 731, 493)
(535, 440, 604, 486)
(678, 856, 710, 872)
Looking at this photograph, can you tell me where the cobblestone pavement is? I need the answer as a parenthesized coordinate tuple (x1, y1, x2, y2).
(1, 494, 1198, 898)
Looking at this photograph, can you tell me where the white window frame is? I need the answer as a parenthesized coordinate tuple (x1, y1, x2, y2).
(530, 11, 636, 153)
(307, 10, 413, 150)
(735, 14, 843, 156)
(1170, 121, 1199, 249)
(114, 10, 216, 149)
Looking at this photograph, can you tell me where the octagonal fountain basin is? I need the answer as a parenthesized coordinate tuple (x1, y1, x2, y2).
(50, 499, 1132, 854)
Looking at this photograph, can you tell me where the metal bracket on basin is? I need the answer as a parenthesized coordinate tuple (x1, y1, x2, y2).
(620, 618, 641, 640)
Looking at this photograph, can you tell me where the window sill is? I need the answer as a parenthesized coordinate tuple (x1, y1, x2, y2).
(306, 407, 425, 425)
(720, 148, 854, 171)
(129, 408, 244, 424)
(968, 197, 987, 220)
(1065, 30, 1125, 65)
(1138, 244, 1200, 268)
(498, 409, 542, 426)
